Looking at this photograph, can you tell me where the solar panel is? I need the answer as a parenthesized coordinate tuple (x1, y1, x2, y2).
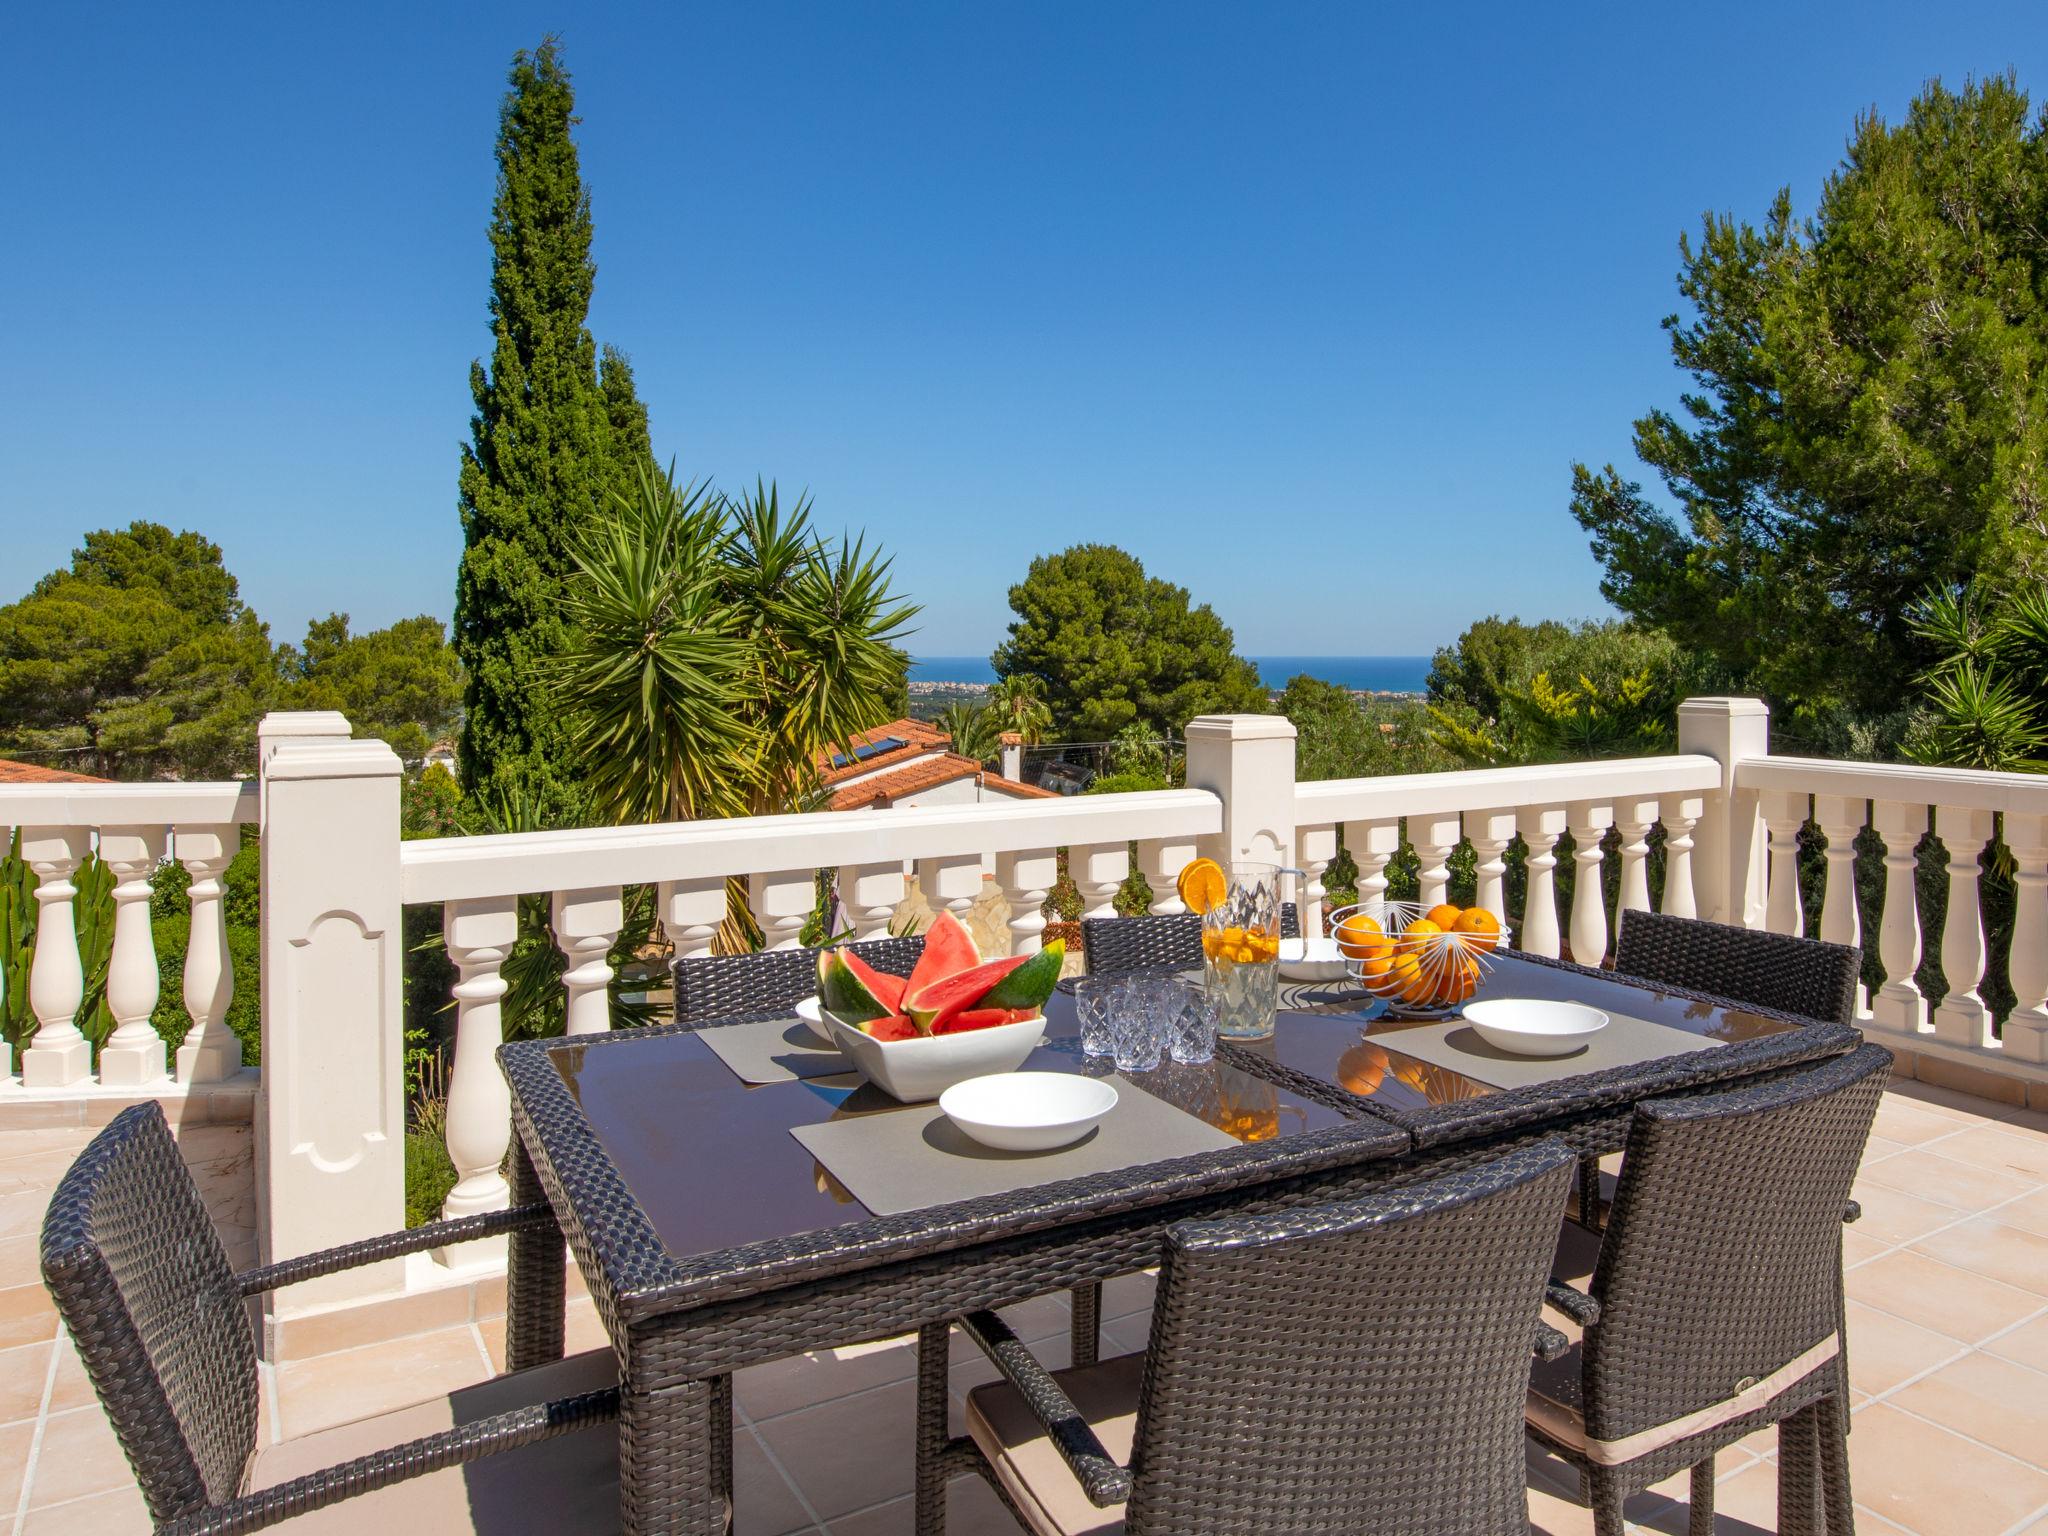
(829, 736, 907, 770)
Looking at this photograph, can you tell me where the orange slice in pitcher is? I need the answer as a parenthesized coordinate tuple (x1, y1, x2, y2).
(1176, 857, 1228, 915)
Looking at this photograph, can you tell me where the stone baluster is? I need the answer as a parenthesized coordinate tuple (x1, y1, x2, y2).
(1464, 811, 1515, 925)
(1613, 799, 1658, 942)
(1297, 825, 1337, 937)
(97, 826, 168, 1087)
(1515, 807, 1567, 957)
(995, 851, 1057, 955)
(747, 869, 814, 952)
(660, 876, 728, 960)
(1137, 837, 1197, 916)
(1930, 806, 1993, 1048)
(1659, 797, 1702, 919)
(1410, 815, 1460, 911)
(832, 863, 903, 943)
(1813, 794, 1868, 1014)
(176, 827, 243, 1083)
(1760, 790, 1808, 937)
(1869, 801, 1929, 1037)
(916, 855, 982, 929)
(1343, 820, 1401, 915)
(552, 886, 623, 1035)
(18, 828, 91, 1088)
(1565, 800, 1614, 966)
(2004, 811, 2048, 1063)
(1072, 844, 1130, 924)
(438, 897, 517, 1267)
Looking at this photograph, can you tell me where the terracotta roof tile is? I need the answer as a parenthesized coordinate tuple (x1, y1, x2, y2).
(816, 719, 952, 787)
(0, 760, 109, 785)
(828, 753, 1058, 810)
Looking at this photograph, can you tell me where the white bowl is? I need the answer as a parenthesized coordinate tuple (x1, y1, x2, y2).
(821, 1009, 1047, 1102)
(793, 995, 830, 1045)
(1462, 999, 1609, 1057)
(939, 1072, 1119, 1152)
(1278, 935, 1352, 982)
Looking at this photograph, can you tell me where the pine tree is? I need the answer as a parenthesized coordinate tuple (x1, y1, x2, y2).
(454, 36, 655, 817)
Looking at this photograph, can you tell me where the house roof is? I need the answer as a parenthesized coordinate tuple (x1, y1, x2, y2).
(0, 760, 109, 785)
(816, 719, 952, 788)
(828, 752, 1058, 811)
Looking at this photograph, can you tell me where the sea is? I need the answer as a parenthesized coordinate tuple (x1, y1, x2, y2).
(909, 655, 1432, 693)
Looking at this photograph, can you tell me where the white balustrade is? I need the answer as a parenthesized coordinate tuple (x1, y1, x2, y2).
(832, 863, 901, 943)
(662, 875, 728, 958)
(1465, 811, 1515, 924)
(18, 828, 90, 1088)
(552, 885, 623, 1034)
(1344, 820, 1400, 915)
(1137, 837, 1197, 916)
(1930, 806, 1993, 1048)
(1071, 843, 1130, 922)
(995, 850, 1056, 955)
(1566, 800, 1614, 966)
(1296, 824, 1337, 937)
(1410, 815, 1460, 912)
(97, 826, 167, 1087)
(1613, 798, 1657, 930)
(916, 854, 981, 926)
(1660, 796, 1702, 919)
(438, 897, 517, 1266)
(2006, 812, 2048, 1062)
(176, 826, 243, 1084)
(1869, 800, 1929, 1036)
(1760, 790, 1808, 937)
(747, 869, 813, 952)
(1812, 794, 1868, 1013)
(1515, 807, 1567, 958)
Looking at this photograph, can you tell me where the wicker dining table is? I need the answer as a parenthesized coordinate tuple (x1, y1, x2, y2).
(498, 950, 1860, 1535)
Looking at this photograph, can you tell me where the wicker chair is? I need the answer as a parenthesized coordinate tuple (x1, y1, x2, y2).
(1529, 1042, 1889, 1536)
(672, 933, 925, 1023)
(1080, 904, 1301, 977)
(920, 1140, 1575, 1535)
(1614, 910, 1860, 1026)
(42, 1102, 630, 1535)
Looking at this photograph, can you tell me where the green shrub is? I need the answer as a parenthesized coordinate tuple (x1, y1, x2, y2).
(404, 1130, 458, 1229)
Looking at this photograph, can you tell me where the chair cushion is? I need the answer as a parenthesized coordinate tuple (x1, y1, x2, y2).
(250, 1350, 624, 1533)
(964, 1352, 1143, 1536)
(1526, 1333, 1840, 1468)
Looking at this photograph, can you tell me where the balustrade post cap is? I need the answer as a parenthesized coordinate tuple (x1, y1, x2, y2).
(1676, 696, 1770, 718)
(1183, 714, 1297, 742)
(263, 737, 404, 782)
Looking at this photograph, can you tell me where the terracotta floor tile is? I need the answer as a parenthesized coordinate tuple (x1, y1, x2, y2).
(0, 1417, 37, 1511)
(1872, 1099, 1976, 1148)
(1937, 1125, 2048, 1182)
(0, 1233, 41, 1290)
(1101, 1269, 1157, 1321)
(1842, 1226, 1890, 1268)
(272, 1323, 492, 1438)
(1888, 1081, 2021, 1124)
(1847, 1249, 2048, 1343)
(48, 1331, 98, 1416)
(1847, 1401, 2048, 1534)
(0, 1188, 52, 1241)
(1849, 1181, 1969, 1245)
(1985, 1311, 2048, 1375)
(738, 1337, 916, 1422)
(1890, 1350, 2048, 1470)
(1992, 1185, 2048, 1239)
(475, 1313, 506, 1373)
(1909, 1216, 2048, 1298)
(19, 1483, 153, 1535)
(733, 1423, 816, 1535)
(1843, 1299, 1967, 1394)
(1859, 1133, 1911, 1165)
(0, 1280, 59, 1349)
(0, 1339, 52, 1425)
(26, 1403, 137, 1508)
(1857, 1144, 2042, 1214)
(828, 1478, 1012, 1535)
(754, 1377, 917, 1522)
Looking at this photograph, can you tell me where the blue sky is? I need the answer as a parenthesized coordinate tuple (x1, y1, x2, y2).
(4, 4, 2043, 656)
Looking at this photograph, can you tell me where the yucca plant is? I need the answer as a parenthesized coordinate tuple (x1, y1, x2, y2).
(1908, 581, 2048, 773)
(937, 702, 1001, 765)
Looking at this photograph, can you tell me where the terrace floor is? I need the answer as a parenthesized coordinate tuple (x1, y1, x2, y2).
(4, 1078, 2048, 1534)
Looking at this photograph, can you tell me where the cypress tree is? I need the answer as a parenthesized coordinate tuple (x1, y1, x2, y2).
(454, 36, 655, 817)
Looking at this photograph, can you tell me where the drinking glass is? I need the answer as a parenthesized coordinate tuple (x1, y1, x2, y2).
(1200, 861, 1282, 1039)
(1169, 987, 1218, 1065)
(1110, 978, 1165, 1072)
(1072, 976, 1114, 1058)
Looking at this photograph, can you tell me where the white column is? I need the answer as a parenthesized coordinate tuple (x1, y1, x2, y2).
(2004, 811, 2048, 1063)
(1566, 800, 1614, 966)
(1676, 697, 1771, 927)
(1411, 815, 1460, 912)
(96, 826, 168, 1087)
(832, 863, 902, 943)
(258, 733, 405, 1305)
(995, 850, 1057, 955)
(1930, 805, 1994, 1048)
(1660, 796, 1702, 919)
(554, 886, 624, 1032)
(1465, 811, 1515, 924)
(1869, 801, 1930, 1038)
(915, 855, 981, 927)
(437, 896, 517, 1269)
(18, 828, 91, 1088)
(1296, 824, 1337, 937)
(175, 826, 243, 1083)
(1183, 714, 1298, 869)
(1137, 836, 1198, 916)
(1813, 794, 1868, 1013)
(1344, 820, 1400, 915)
(1613, 798, 1658, 929)
(1515, 807, 1567, 958)
(1761, 790, 1808, 937)
(660, 875, 728, 959)
(1072, 843, 1130, 922)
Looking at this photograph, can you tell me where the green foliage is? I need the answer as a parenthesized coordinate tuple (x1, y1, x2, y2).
(144, 839, 262, 1065)
(402, 764, 466, 839)
(993, 545, 1267, 739)
(1426, 617, 1573, 723)
(0, 523, 275, 778)
(1104, 724, 1167, 781)
(280, 614, 464, 762)
(0, 835, 31, 1051)
(0, 836, 117, 1060)
(404, 1130, 459, 1230)
(938, 702, 1001, 765)
(984, 676, 1053, 745)
(454, 36, 658, 820)
(1571, 76, 2048, 716)
(1903, 580, 2048, 771)
(1083, 769, 1169, 795)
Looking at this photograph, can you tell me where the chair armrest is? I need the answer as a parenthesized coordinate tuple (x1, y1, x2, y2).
(156, 1386, 618, 1536)
(959, 1310, 1133, 1507)
(1843, 1199, 1861, 1225)
(1533, 1320, 1572, 1362)
(1544, 1278, 1601, 1329)
(234, 1203, 558, 1297)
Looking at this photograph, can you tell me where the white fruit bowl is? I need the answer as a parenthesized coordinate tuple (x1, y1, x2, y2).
(939, 1072, 1118, 1152)
(821, 1010, 1047, 1103)
(1277, 935, 1351, 982)
(793, 995, 830, 1045)
(1462, 998, 1608, 1058)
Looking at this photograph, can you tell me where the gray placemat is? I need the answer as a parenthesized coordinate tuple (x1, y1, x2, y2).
(698, 1014, 849, 1084)
(789, 1074, 1239, 1217)
(1378, 1011, 1723, 1090)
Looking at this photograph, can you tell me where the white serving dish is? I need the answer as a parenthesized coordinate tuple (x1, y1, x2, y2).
(793, 994, 830, 1045)
(939, 1072, 1119, 1152)
(1462, 998, 1609, 1057)
(1278, 934, 1352, 982)
(821, 1009, 1047, 1102)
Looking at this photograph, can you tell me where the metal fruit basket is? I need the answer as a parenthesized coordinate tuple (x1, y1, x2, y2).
(1325, 899, 1500, 1020)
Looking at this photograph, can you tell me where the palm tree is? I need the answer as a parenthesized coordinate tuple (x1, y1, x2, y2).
(937, 701, 1001, 766)
(985, 674, 1053, 745)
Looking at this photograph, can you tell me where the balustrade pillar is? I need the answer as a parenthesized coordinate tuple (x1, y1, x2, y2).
(1515, 807, 1567, 958)
(1072, 843, 1130, 924)
(1930, 806, 1994, 1048)
(18, 828, 90, 1088)
(1869, 801, 1930, 1037)
(176, 827, 243, 1083)
(1465, 811, 1515, 925)
(1613, 800, 1658, 941)
(1297, 825, 1337, 937)
(832, 863, 903, 943)
(97, 826, 168, 1087)
(1813, 794, 1868, 1014)
(1660, 797, 1702, 919)
(1410, 815, 1460, 912)
(916, 856, 981, 928)
(438, 897, 517, 1269)
(660, 876, 728, 959)
(1343, 820, 1400, 915)
(1137, 837, 1197, 916)
(1760, 790, 1808, 937)
(1565, 800, 1614, 966)
(1676, 697, 1771, 927)
(552, 886, 623, 1034)
(2004, 811, 2048, 1062)
(746, 869, 812, 953)
(995, 851, 1057, 955)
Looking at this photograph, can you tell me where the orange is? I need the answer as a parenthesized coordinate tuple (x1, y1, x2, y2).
(1354, 954, 1393, 980)
(1338, 1042, 1390, 1096)
(1424, 902, 1463, 930)
(1176, 858, 1228, 915)
(1334, 911, 1391, 961)
(1433, 952, 1480, 1006)
(1451, 907, 1503, 954)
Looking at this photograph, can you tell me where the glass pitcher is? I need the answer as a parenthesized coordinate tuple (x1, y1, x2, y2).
(1199, 861, 1282, 1039)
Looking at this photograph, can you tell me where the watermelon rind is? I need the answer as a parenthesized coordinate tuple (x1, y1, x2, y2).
(973, 940, 1065, 1011)
(904, 953, 1031, 1031)
(817, 950, 892, 1024)
(838, 950, 907, 1011)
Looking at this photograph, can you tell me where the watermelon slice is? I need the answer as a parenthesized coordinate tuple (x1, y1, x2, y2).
(858, 1014, 918, 1041)
(905, 954, 1033, 1033)
(930, 1006, 1039, 1035)
(973, 940, 1064, 1012)
(839, 950, 907, 1011)
(816, 950, 895, 1023)
(901, 911, 980, 1000)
